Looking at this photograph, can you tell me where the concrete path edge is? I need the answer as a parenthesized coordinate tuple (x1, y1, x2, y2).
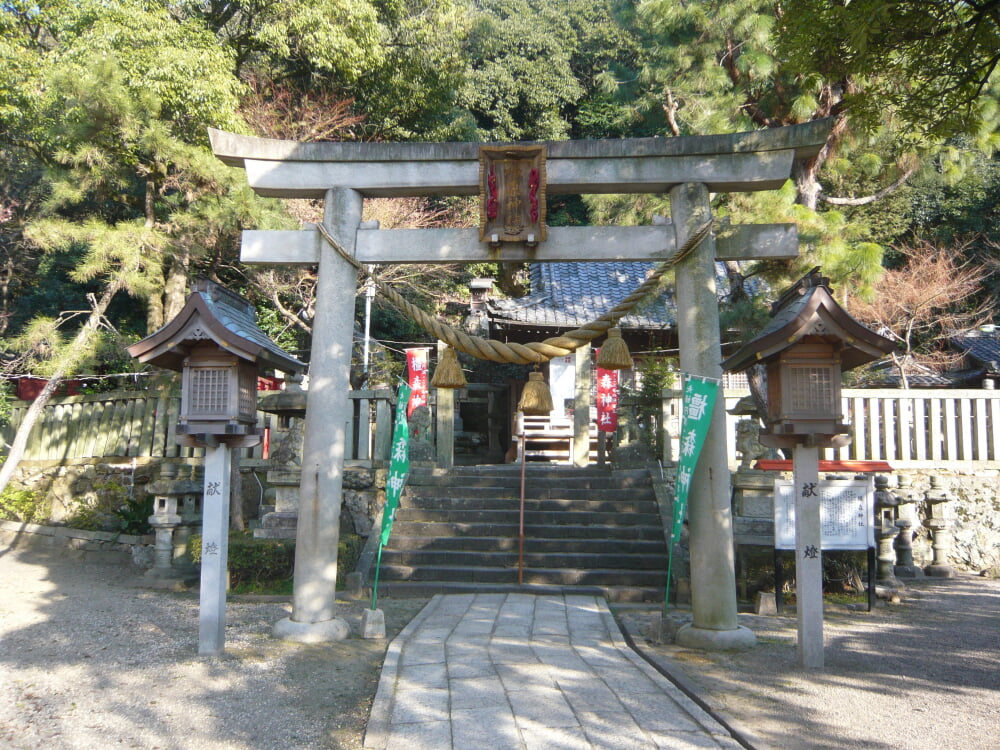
(363, 594, 443, 750)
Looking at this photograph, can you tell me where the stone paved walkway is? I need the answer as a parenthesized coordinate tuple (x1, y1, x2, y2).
(363, 593, 742, 750)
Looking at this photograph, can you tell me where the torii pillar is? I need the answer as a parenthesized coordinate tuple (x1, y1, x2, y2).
(672, 183, 754, 648)
(271, 188, 359, 642)
(210, 120, 832, 648)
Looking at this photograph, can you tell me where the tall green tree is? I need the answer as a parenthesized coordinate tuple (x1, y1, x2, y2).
(458, 0, 634, 141)
(777, 0, 1000, 142)
(596, 0, 999, 303)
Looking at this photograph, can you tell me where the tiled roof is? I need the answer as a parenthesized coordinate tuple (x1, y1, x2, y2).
(195, 283, 301, 370)
(487, 262, 675, 329)
(951, 328, 1000, 373)
(127, 280, 304, 374)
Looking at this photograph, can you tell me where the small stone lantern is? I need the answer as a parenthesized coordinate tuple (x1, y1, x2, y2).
(923, 476, 956, 578)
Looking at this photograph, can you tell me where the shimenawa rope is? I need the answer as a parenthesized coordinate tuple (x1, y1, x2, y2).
(316, 221, 714, 365)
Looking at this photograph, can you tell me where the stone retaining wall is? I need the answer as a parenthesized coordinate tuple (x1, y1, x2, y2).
(0, 519, 154, 566)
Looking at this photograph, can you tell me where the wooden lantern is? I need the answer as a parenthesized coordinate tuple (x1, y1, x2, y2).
(764, 340, 845, 441)
(179, 343, 260, 438)
(722, 270, 895, 451)
(128, 279, 304, 447)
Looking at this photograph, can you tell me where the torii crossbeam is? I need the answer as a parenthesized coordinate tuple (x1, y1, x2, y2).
(211, 119, 833, 650)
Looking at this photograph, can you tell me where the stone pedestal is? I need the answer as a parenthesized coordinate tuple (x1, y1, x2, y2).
(361, 608, 386, 639)
(893, 475, 924, 579)
(874, 475, 900, 587)
(923, 476, 956, 578)
(254, 469, 301, 540)
(144, 463, 201, 587)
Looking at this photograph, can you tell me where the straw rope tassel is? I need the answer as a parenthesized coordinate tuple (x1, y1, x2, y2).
(518, 370, 554, 415)
(595, 326, 633, 370)
(430, 346, 467, 388)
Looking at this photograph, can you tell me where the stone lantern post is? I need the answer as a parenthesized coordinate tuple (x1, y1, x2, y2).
(722, 270, 895, 668)
(143, 462, 201, 586)
(923, 475, 957, 578)
(255, 372, 307, 540)
(128, 279, 305, 655)
(873, 475, 899, 587)
(893, 475, 924, 579)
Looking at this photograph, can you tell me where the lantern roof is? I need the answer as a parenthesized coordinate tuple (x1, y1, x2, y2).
(722, 269, 895, 373)
(127, 279, 305, 374)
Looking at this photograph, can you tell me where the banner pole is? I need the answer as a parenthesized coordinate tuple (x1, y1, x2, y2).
(371, 542, 384, 611)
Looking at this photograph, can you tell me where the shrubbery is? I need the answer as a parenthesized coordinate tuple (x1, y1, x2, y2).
(0, 488, 48, 524)
(63, 481, 153, 534)
(190, 531, 364, 594)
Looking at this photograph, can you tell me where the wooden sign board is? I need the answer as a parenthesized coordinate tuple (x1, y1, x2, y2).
(774, 478, 874, 550)
(479, 145, 546, 244)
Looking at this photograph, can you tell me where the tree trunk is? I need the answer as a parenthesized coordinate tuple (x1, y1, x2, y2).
(229, 454, 245, 532)
(163, 247, 190, 323)
(0, 288, 119, 497)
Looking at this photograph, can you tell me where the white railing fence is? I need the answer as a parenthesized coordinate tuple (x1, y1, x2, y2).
(662, 387, 1000, 470)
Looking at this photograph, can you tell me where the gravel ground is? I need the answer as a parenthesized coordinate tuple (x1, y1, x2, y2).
(2, 543, 998, 750)
(0, 545, 425, 750)
(617, 576, 1000, 750)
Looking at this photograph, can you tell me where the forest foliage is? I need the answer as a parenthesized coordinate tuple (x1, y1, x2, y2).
(0, 0, 998, 389)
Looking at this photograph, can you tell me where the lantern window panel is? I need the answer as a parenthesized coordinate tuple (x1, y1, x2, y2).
(788, 364, 836, 416)
(238, 364, 257, 419)
(189, 367, 232, 415)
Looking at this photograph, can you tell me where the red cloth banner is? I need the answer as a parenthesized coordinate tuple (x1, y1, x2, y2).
(596, 367, 618, 433)
(406, 348, 430, 416)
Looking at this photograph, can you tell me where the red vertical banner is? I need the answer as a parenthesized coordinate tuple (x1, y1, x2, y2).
(596, 367, 618, 433)
(406, 348, 430, 416)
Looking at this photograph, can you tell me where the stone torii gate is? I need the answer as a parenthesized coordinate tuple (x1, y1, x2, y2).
(210, 119, 833, 649)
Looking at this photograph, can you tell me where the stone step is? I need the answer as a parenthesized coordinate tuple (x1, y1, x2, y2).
(407, 471, 655, 491)
(375, 580, 664, 603)
(402, 495, 659, 514)
(407, 474, 649, 496)
(393, 521, 666, 541)
(387, 535, 667, 554)
(404, 485, 656, 502)
(380, 548, 668, 570)
(378, 563, 667, 588)
(393, 508, 663, 527)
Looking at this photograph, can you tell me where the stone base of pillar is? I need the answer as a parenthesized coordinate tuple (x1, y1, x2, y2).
(142, 567, 192, 590)
(273, 616, 350, 644)
(254, 511, 299, 540)
(675, 623, 756, 652)
(924, 563, 956, 578)
(361, 608, 386, 639)
(894, 564, 925, 579)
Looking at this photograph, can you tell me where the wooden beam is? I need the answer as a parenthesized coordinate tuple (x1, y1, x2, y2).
(240, 223, 799, 265)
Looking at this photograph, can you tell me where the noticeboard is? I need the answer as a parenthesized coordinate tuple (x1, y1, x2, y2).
(773, 479, 874, 551)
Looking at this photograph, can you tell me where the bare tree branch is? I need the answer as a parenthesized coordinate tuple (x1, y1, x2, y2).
(819, 165, 918, 206)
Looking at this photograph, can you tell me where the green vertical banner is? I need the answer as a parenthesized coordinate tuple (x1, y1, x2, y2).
(372, 383, 412, 609)
(666, 374, 720, 607)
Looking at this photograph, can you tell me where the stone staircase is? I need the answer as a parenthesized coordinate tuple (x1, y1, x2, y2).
(375, 465, 669, 602)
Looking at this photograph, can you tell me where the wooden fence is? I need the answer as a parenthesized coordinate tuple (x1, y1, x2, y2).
(3, 388, 396, 465)
(6, 386, 998, 471)
(827, 389, 1000, 468)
